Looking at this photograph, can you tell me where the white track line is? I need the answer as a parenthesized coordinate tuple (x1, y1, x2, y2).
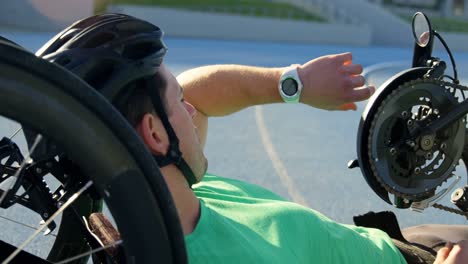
(255, 106, 309, 207)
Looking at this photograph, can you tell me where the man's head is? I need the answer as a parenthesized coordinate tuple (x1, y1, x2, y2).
(34, 13, 207, 185)
(131, 65, 207, 182)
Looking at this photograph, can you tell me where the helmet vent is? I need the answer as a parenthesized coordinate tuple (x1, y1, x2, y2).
(86, 60, 115, 89)
(122, 42, 157, 60)
(55, 56, 71, 66)
(81, 32, 115, 48)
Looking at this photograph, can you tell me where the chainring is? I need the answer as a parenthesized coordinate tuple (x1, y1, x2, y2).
(367, 78, 465, 201)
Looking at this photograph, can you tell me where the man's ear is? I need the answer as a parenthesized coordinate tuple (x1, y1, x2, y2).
(135, 113, 169, 156)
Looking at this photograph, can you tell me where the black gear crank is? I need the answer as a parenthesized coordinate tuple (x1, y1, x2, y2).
(367, 78, 465, 202)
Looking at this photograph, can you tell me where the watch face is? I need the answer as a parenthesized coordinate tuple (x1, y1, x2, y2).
(282, 78, 298, 96)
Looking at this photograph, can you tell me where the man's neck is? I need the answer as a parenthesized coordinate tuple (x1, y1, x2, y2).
(160, 165, 200, 235)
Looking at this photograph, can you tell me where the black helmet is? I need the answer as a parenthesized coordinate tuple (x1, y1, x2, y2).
(0, 36, 22, 49)
(33, 13, 197, 186)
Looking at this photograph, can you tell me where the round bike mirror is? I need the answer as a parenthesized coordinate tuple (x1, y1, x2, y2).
(412, 12, 432, 47)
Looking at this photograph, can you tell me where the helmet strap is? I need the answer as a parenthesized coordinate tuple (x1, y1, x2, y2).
(146, 77, 197, 187)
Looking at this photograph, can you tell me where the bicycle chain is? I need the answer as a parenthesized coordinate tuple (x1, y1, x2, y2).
(433, 203, 468, 218)
(427, 79, 468, 219)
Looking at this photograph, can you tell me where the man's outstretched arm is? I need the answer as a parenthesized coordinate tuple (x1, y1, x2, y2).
(177, 52, 375, 146)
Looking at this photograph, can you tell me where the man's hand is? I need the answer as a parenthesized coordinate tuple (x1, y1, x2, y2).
(297, 52, 375, 111)
(434, 240, 468, 264)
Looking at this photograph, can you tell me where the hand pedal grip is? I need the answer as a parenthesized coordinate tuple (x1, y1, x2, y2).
(88, 212, 122, 260)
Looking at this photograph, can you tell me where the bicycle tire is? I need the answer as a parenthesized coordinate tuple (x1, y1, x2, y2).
(0, 39, 186, 263)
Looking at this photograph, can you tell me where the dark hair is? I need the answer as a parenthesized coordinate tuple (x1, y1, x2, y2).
(120, 71, 168, 128)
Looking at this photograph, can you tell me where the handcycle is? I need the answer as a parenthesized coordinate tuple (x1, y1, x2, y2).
(349, 12, 468, 221)
(1, 10, 468, 264)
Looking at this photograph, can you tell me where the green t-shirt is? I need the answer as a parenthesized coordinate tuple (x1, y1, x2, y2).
(185, 174, 406, 263)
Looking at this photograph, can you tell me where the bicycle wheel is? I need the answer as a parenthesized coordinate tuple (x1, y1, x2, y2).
(0, 39, 186, 263)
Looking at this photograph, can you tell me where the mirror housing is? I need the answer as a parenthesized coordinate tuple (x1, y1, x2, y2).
(412, 12, 432, 47)
(411, 12, 434, 67)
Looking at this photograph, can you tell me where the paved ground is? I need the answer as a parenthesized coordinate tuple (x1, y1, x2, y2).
(1, 32, 468, 260)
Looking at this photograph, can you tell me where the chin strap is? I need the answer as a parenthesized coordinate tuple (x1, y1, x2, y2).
(152, 150, 197, 187)
(146, 77, 197, 187)
(176, 159, 197, 187)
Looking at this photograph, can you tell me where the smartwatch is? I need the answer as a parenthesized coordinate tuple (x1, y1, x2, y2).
(279, 65, 303, 103)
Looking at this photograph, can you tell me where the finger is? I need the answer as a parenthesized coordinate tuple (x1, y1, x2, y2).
(337, 52, 352, 64)
(434, 247, 451, 264)
(347, 75, 366, 88)
(347, 86, 375, 102)
(342, 64, 363, 75)
(444, 243, 464, 263)
(445, 241, 468, 262)
(337, 103, 357, 111)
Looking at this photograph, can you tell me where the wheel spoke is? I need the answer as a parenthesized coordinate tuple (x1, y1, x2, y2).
(0, 134, 43, 206)
(9, 127, 22, 140)
(0, 214, 57, 238)
(2, 180, 93, 264)
(54, 240, 123, 264)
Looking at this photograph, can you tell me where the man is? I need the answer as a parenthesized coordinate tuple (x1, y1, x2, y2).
(37, 13, 467, 263)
